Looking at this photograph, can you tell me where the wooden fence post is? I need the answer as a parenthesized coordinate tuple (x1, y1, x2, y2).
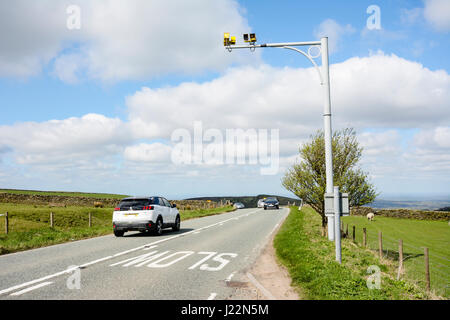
(363, 228, 367, 247)
(345, 224, 349, 238)
(89, 212, 92, 228)
(5, 212, 8, 234)
(378, 231, 383, 258)
(352, 225, 355, 242)
(397, 239, 403, 280)
(424, 247, 430, 291)
(50, 212, 54, 228)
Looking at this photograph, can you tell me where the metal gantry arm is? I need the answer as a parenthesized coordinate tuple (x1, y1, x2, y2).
(282, 46, 324, 85)
(226, 41, 324, 85)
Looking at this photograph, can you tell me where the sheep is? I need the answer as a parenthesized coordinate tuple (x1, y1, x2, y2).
(93, 201, 104, 208)
(367, 212, 375, 221)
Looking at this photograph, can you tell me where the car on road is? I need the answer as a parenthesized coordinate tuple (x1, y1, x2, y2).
(112, 196, 180, 237)
(257, 199, 265, 208)
(263, 198, 279, 210)
(233, 202, 245, 209)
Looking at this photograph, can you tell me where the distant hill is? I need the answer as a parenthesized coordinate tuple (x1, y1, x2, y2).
(185, 195, 301, 208)
(368, 199, 450, 210)
(0, 188, 128, 199)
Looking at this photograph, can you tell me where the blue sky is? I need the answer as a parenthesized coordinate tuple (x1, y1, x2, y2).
(0, 0, 449, 200)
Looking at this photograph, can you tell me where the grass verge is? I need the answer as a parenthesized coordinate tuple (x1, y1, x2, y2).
(0, 203, 234, 255)
(273, 206, 433, 300)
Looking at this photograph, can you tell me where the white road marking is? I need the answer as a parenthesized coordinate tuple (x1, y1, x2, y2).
(143, 245, 158, 251)
(147, 251, 194, 268)
(207, 292, 217, 300)
(246, 272, 276, 300)
(10, 281, 53, 296)
(79, 256, 113, 268)
(0, 266, 78, 296)
(188, 252, 217, 270)
(0, 208, 261, 296)
(225, 272, 236, 282)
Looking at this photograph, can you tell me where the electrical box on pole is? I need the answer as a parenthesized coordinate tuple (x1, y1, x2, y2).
(324, 192, 349, 217)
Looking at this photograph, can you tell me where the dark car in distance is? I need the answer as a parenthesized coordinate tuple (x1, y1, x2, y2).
(264, 198, 279, 210)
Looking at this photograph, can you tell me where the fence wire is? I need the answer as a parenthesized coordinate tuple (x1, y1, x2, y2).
(341, 222, 449, 298)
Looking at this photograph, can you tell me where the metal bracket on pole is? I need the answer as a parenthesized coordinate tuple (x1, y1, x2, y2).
(324, 192, 349, 217)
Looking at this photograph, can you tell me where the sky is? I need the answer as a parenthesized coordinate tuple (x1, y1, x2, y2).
(0, 0, 449, 200)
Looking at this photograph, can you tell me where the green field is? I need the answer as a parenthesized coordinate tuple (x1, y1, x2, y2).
(342, 215, 450, 297)
(274, 206, 434, 300)
(0, 188, 129, 199)
(0, 202, 234, 255)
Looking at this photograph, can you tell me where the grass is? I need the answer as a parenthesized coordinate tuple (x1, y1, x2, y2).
(180, 205, 235, 220)
(342, 215, 450, 298)
(0, 188, 128, 199)
(274, 206, 433, 300)
(0, 203, 234, 255)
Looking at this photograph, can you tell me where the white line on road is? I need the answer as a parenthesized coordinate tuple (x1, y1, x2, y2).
(207, 292, 217, 300)
(0, 208, 262, 296)
(10, 281, 53, 296)
(225, 272, 236, 282)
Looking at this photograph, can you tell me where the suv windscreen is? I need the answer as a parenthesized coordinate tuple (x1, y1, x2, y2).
(118, 198, 155, 211)
(162, 198, 171, 207)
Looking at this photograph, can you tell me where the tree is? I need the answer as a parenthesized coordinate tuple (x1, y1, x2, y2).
(282, 128, 378, 228)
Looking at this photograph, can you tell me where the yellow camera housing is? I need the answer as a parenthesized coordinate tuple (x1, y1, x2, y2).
(224, 32, 230, 46)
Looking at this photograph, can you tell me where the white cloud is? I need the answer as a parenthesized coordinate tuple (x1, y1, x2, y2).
(423, 0, 450, 31)
(359, 130, 401, 157)
(0, 114, 129, 165)
(400, 7, 423, 25)
(0, 53, 449, 195)
(414, 127, 450, 149)
(124, 143, 172, 163)
(126, 52, 450, 140)
(401, 0, 450, 32)
(313, 19, 355, 53)
(0, 0, 255, 82)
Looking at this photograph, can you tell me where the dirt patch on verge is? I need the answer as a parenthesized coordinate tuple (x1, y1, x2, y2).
(228, 210, 301, 300)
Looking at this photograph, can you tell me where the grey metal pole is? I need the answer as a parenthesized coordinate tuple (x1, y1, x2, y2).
(321, 37, 335, 241)
(334, 186, 341, 263)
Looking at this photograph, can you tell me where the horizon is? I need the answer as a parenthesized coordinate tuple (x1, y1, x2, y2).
(2, 187, 449, 202)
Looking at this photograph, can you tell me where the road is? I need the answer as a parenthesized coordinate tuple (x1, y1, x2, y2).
(0, 207, 289, 300)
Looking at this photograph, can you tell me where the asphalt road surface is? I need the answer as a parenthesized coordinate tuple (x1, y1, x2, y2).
(0, 207, 289, 300)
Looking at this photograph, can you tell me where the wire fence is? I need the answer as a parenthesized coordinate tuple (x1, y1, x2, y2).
(340, 222, 449, 298)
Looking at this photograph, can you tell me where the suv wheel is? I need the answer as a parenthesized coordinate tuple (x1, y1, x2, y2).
(154, 218, 163, 236)
(172, 215, 180, 231)
(114, 230, 124, 237)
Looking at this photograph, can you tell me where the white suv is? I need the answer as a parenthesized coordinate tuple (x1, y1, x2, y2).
(112, 196, 180, 237)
